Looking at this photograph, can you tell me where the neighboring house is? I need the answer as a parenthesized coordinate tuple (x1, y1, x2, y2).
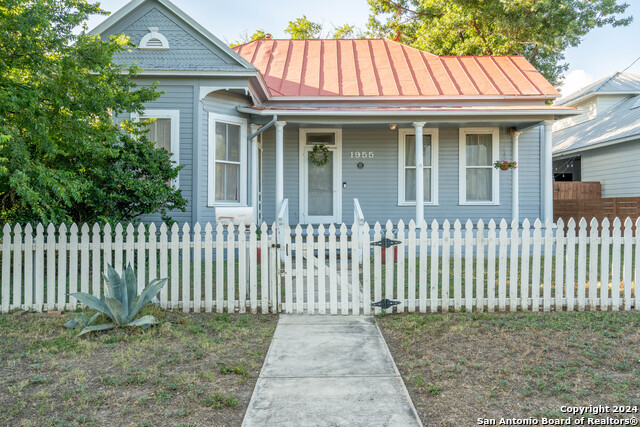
(91, 0, 576, 227)
(553, 73, 640, 197)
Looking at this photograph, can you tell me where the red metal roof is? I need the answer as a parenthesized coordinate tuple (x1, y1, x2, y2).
(233, 39, 559, 98)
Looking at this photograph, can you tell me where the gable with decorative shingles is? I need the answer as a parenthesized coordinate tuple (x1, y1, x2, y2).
(101, 3, 248, 72)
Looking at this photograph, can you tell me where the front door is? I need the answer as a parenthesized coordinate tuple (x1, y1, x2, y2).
(300, 129, 342, 224)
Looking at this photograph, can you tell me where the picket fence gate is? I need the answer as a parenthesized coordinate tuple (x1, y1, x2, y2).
(1, 217, 639, 315)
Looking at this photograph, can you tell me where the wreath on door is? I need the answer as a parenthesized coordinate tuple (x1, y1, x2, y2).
(309, 144, 330, 166)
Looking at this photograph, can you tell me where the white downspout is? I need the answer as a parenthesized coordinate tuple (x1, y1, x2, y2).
(543, 121, 553, 224)
(250, 124, 259, 224)
(510, 129, 521, 224)
(275, 121, 286, 220)
(413, 122, 426, 225)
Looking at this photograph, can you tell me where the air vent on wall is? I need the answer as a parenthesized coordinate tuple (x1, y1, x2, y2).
(139, 27, 170, 50)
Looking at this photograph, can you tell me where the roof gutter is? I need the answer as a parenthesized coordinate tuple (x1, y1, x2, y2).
(267, 95, 559, 102)
(249, 115, 278, 139)
(237, 106, 580, 118)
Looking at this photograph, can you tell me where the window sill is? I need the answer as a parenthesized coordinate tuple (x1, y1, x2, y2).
(207, 202, 248, 208)
(397, 202, 439, 207)
(458, 201, 500, 206)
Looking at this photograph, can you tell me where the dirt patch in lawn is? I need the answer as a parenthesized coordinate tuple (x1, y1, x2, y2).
(378, 311, 640, 427)
(0, 307, 277, 426)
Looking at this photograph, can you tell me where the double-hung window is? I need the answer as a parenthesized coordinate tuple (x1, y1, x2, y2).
(398, 128, 438, 205)
(208, 113, 247, 206)
(130, 110, 180, 187)
(459, 127, 499, 204)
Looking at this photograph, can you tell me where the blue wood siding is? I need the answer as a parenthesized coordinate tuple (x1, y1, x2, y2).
(135, 83, 195, 224)
(581, 140, 640, 197)
(261, 126, 542, 226)
(103, 2, 246, 72)
(198, 91, 253, 224)
(96, 0, 545, 227)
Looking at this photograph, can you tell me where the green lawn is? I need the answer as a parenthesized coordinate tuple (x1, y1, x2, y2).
(378, 311, 640, 426)
(0, 308, 277, 426)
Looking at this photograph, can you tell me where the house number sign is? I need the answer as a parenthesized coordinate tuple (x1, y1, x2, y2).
(350, 151, 374, 158)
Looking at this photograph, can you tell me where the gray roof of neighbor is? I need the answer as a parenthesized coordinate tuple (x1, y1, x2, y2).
(553, 94, 640, 155)
(556, 72, 640, 106)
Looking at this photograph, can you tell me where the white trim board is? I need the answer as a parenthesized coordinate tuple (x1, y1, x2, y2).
(236, 106, 579, 118)
(397, 127, 439, 206)
(458, 127, 500, 205)
(207, 112, 248, 207)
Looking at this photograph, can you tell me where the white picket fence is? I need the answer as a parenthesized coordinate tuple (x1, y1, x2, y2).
(1, 217, 639, 315)
(1, 222, 278, 314)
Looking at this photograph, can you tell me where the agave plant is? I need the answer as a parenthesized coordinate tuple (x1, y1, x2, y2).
(69, 264, 168, 336)
(63, 310, 100, 330)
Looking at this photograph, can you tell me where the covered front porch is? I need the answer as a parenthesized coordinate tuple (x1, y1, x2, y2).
(243, 110, 560, 229)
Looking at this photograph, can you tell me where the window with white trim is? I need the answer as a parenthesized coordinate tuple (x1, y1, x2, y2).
(459, 128, 499, 204)
(130, 110, 180, 187)
(208, 113, 247, 206)
(398, 128, 438, 205)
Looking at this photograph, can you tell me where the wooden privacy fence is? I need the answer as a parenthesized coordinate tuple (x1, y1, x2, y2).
(553, 181, 601, 200)
(555, 198, 640, 226)
(1, 218, 639, 315)
(553, 181, 640, 225)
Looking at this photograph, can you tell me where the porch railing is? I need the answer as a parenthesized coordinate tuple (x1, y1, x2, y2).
(276, 198, 289, 249)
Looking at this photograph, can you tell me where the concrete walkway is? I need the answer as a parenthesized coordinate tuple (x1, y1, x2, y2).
(242, 315, 422, 427)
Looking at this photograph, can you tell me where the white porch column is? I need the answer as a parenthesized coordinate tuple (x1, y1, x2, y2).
(250, 124, 260, 224)
(510, 129, 521, 224)
(413, 122, 426, 225)
(275, 121, 286, 218)
(543, 121, 553, 224)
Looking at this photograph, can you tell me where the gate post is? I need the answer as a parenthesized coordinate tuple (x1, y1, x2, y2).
(268, 228, 279, 313)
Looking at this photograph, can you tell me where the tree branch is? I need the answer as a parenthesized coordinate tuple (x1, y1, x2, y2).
(471, 18, 493, 55)
(383, 0, 443, 19)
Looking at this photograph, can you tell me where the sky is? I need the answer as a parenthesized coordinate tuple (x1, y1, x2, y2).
(87, 0, 640, 98)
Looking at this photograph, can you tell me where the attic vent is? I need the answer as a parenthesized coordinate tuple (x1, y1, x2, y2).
(139, 27, 169, 50)
(146, 38, 164, 47)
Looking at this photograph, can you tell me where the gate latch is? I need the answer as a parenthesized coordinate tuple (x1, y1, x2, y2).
(271, 243, 281, 248)
(371, 299, 401, 310)
(371, 237, 401, 249)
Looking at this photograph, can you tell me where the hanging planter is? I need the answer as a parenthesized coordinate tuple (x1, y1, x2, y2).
(309, 144, 330, 166)
(494, 160, 517, 170)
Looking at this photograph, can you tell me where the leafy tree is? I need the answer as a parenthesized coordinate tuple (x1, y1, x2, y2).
(230, 29, 272, 48)
(333, 24, 356, 39)
(284, 15, 323, 39)
(231, 18, 362, 45)
(0, 0, 187, 224)
(367, 0, 632, 85)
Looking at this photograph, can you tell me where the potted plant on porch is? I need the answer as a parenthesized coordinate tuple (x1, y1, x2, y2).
(494, 160, 517, 170)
